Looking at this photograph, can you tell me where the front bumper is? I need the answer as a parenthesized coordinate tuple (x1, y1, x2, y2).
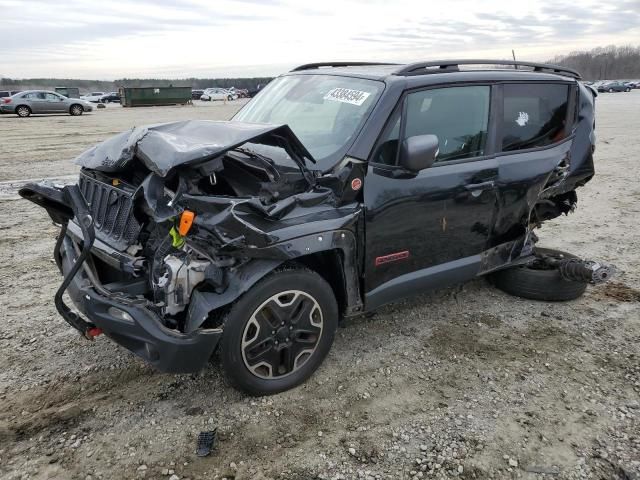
(20, 183, 221, 374)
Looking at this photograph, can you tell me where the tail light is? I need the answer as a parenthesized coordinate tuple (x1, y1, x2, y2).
(1, 98, 11, 104)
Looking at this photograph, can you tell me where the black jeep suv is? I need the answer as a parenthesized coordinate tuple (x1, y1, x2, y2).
(21, 60, 603, 395)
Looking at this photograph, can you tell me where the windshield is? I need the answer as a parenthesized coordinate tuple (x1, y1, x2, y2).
(233, 74, 383, 170)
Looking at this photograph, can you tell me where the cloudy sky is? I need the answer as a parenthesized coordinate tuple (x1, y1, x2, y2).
(1, 0, 639, 79)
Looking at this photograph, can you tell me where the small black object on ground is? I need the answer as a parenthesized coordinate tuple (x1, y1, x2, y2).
(196, 429, 217, 457)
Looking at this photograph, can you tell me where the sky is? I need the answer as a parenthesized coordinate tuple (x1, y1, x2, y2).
(0, 0, 639, 79)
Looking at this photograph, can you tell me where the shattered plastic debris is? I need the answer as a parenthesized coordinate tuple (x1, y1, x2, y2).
(196, 429, 217, 457)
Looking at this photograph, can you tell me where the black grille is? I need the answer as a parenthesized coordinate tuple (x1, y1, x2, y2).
(78, 172, 142, 251)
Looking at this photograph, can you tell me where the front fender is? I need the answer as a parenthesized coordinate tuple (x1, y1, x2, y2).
(184, 229, 362, 333)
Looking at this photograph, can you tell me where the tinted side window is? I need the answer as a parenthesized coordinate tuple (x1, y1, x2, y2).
(404, 86, 490, 162)
(502, 84, 569, 151)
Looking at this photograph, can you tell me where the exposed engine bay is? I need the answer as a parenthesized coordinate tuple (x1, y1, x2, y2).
(52, 120, 364, 334)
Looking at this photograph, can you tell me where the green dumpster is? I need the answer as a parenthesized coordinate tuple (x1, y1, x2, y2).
(119, 86, 192, 107)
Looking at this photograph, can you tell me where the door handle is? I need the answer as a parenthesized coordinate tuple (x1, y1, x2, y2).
(465, 180, 494, 191)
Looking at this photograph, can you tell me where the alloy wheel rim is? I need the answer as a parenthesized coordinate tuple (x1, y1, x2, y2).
(241, 290, 323, 379)
(18, 107, 28, 116)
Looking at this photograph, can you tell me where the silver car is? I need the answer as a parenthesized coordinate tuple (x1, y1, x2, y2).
(0, 90, 94, 117)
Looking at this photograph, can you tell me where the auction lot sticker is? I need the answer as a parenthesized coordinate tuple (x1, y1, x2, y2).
(324, 88, 371, 106)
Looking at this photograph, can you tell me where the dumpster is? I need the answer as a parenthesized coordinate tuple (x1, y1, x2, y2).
(55, 87, 80, 98)
(118, 86, 192, 107)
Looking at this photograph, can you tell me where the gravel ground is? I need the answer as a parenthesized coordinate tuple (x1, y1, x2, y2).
(0, 93, 638, 480)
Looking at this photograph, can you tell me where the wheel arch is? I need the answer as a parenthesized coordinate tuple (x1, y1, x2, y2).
(184, 230, 363, 333)
(69, 103, 83, 113)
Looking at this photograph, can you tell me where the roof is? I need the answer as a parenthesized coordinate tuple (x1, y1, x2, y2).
(287, 60, 580, 83)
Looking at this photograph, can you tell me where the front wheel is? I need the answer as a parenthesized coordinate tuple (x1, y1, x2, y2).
(70, 104, 84, 116)
(220, 268, 338, 395)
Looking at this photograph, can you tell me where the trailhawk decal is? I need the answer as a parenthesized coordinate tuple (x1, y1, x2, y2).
(324, 88, 371, 106)
(375, 250, 410, 267)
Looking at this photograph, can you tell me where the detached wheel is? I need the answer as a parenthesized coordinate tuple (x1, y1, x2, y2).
(220, 268, 338, 395)
(490, 247, 587, 302)
(16, 105, 31, 117)
(70, 104, 83, 116)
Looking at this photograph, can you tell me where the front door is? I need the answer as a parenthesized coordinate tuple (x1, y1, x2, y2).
(364, 84, 499, 310)
(43, 92, 67, 113)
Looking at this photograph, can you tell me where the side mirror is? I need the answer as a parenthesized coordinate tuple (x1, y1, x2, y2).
(398, 134, 439, 172)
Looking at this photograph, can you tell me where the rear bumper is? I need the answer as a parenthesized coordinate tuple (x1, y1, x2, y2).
(20, 182, 221, 374)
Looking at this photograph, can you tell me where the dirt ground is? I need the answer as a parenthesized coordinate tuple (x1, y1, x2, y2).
(0, 93, 639, 480)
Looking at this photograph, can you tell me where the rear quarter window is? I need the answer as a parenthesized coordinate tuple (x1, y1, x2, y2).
(501, 84, 570, 151)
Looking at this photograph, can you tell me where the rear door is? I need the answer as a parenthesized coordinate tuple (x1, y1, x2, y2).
(27, 92, 48, 113)
(492, 82, 575, 245)
(364, 84, 500, 309)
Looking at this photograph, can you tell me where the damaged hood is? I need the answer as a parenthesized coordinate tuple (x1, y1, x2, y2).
(74, 120, 315, 177)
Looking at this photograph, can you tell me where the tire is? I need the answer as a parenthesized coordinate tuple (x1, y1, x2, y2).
(608, 88, 614, 93)
(70, 104, 83, 116)
(625, 88, 631, 92)
(227, 95, 233, 101)
(16, 105, 31, 117)
(489, 247, 587, 302)
(220, 268, 338, 395)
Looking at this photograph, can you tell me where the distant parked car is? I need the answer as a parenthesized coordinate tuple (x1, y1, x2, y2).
(0, 90, 22, 98)
(200, 88, 236, 101)
(100, 92, 121, 103)
(191, 89, 204, 100)
(597, 81, 630, 93)
(623, 81, 638, 89)
(0, 90, 93, 117)
(82, 92, 106, 103)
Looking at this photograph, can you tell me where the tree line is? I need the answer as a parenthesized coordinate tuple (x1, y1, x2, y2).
(0, 76, 274, 92)
(547, 45, 640, 80)
(3, 45, 639, 90)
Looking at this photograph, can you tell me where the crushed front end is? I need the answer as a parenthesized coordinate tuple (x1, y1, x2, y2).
(20, 120, 363, 373)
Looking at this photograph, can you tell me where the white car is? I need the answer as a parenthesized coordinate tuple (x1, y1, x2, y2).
(82, 92, 106, 103)
(200, 88, 237, 101)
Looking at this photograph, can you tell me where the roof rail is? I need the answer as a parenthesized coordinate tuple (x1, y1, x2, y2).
(290, 62, 398, 72)
(393, 59, 581, 79)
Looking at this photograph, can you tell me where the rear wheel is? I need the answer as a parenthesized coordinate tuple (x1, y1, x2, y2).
(70, 104, 83, 116)
(625, 88, 631, 92)
(16, 105, 31, 117)
(227, 95, 233, 101)
(489, 247, 588, 301)
(220, 268, 338, 395)
(608, 88, 614, 93)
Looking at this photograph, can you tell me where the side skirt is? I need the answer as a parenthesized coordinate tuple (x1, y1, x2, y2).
(364, 255, 481, 312)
